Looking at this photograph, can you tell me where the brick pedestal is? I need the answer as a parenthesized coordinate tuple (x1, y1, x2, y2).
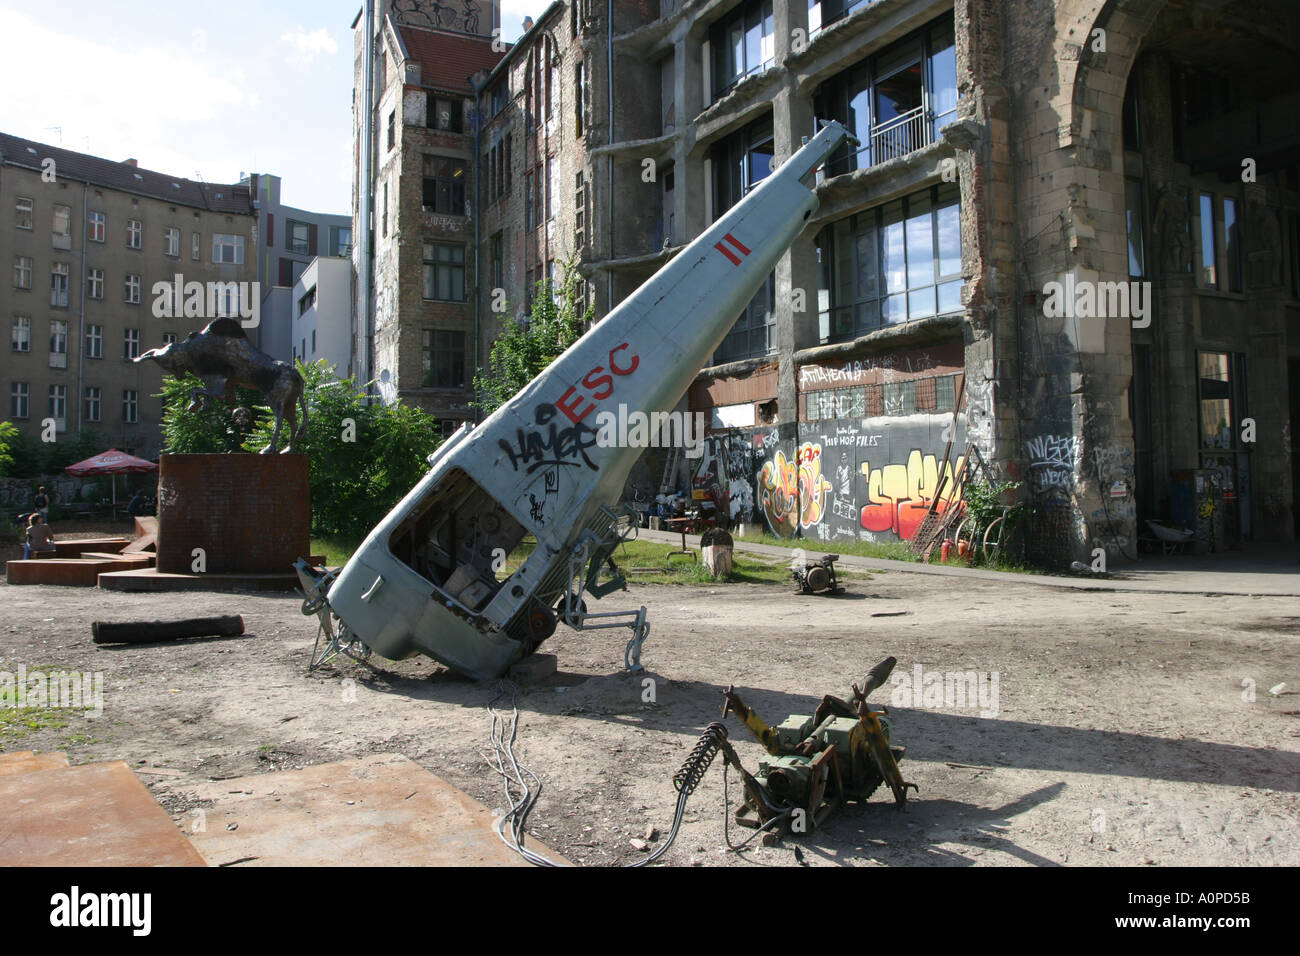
(156, 454, 310, 575)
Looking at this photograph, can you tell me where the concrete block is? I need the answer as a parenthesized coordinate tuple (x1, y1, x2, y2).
(508, 653, 557, 683)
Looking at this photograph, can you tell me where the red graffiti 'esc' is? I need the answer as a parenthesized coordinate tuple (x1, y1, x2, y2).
(556, 343, 640, 423)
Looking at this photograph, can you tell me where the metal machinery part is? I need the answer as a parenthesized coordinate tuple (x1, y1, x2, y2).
(713, 656, 917, 836)
(792, 552, 845, 595)
(296, 121, 856, 680)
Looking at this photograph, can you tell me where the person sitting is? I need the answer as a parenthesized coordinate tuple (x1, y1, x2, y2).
(23, 514, 56, 560)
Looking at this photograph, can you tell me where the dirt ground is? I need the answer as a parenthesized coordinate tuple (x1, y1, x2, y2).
(2, 567, 1297, 867)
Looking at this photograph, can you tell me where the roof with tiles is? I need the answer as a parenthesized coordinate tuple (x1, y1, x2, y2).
(0, 131, 253, 215)
(397, 25, 505, 94)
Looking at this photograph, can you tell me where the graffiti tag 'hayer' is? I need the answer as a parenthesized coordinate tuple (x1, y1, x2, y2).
(859, 451, 966, 540)
(499, 403, 600, 473)
(1025, 434, 1080, 492)
(759, 442, 832, 536)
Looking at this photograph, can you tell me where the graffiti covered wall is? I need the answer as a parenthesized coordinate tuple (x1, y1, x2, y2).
(735, 415, 965, 544)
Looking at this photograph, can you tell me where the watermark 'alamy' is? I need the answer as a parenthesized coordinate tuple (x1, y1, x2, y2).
(0, 664, 104, 717)
(890, 665, 999, 718)
(593, 404, 707, 459)
(152, 273, 260, 328)
(1042, 274, 1151, 329)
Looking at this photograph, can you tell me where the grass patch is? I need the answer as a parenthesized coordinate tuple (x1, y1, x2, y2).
(501, 535, 794, 586)
(311, 534, 363, 567)
(732, 530, 917, 563)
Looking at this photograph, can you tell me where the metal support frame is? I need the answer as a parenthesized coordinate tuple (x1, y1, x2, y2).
(557, 509, 651, 672)
(295, 559, 371, 671)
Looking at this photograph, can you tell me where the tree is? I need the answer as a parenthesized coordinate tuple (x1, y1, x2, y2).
(0, 421, 17, 477)
(158, 373, 266, 454)
(474, 258, 594, 416)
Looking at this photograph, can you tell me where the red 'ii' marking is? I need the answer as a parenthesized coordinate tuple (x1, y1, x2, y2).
(714, 232, 750, 266)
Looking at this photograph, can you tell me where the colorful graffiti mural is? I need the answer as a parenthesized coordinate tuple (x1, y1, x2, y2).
(860, 450, 966, 540)
(759, 442, 832, 536)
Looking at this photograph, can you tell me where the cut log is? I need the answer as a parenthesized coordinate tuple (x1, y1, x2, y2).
(92, 615, 245, 645)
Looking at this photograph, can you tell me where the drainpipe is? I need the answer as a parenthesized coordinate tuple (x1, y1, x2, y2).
(357, 0, 376, 393)
(76, 181, 88, 432)
(471, 78, 484, 423)
(606, 0, 616, 313)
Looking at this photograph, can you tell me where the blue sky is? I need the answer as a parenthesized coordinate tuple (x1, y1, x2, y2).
(0, 1, 540, 214)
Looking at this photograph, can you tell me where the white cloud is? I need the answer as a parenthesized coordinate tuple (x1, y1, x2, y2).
(279, 27, 339, 69)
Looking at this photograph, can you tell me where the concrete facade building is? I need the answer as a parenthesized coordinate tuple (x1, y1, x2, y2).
(1, 133, 256, 458)
(241, 172, 351, 364)
(361, 0, 1300, 566)
(292, 256, 353, 376)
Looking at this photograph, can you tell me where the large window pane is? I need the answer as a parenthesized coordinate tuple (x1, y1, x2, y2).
(1223, 197, 1241, 292)
(936, 199, 961, 277)
(905, 192, 934, 288)
(881, 201, 906, 294)
(1199, 192, 1217, 288)
(1126, 178, 1146, 278)
(929, 21, 958, 131)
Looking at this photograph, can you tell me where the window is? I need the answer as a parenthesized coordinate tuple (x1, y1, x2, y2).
(84, 386, 101, 422)
(490, 83, 507, 118)
(1198, 193, 1218, 288)
(575, 172, 586, 248)
(298, 286, 316, 316)
(575, 60, 585, 137)
(287, 220, 309, 254)
(487, 136, 512, 204)
(48, 384, 66, 424)
(330, 225, 352, 257)
(51, 263, 70, 308)
(710, 0, 774, 99)
(52, 203, 71, 247)
(1223, 197, 1242, 293)
(813, 15, 958, 176)
(10, 382, 29, 418)
(816, 182, 964, 341)
(127, 218, 142, 249)
(49, 319, 67, 356)
(422, 329, 466, 388)
(490, 232, 503, 289)
(88, 267, 104, 299)
(422, 156, 466, 214)
(86, 324, 103, 358)
(546, 157, 555, 221)
(125, 273, 141, 304)
(165, 227, 180, 257)
(11, 316, 30, 352)
(15, 196, 33, 229)
(14, 256, 32, 289)
(714, 272, 776, 364)
(427, 94, 464, 133)
(124, 328, 140, 360)
(382, 181, 389, 237)
(1126, 179, 1145, 278)
(711, 115, 775, 213)
(88, 210, 105, 242)
(311, 329, 316, 354)
(525, 169, 535, 230)
(162, 333, 177, 345)
(212, 234, 245, 264)
(387, 110, 396, 151)
(191, 231, 200, 260)
(123, 389, 138, 424)
(423, 243, 466, 301)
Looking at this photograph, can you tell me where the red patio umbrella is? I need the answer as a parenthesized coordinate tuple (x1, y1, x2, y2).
(65, 449, 158, 509)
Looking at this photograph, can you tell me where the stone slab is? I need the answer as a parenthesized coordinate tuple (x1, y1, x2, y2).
(181, 753, 566, 867)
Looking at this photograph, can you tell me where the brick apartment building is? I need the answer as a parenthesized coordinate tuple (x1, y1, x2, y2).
(356, 0, 1300, 566)
(0, 134, 256, 458)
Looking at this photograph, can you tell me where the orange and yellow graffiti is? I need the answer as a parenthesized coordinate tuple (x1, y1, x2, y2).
(760, 442, 832, 537)
(860, 451, 966, 540)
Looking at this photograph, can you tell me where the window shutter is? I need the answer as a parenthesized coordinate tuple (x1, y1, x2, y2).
(266, 213, 274, 245)
(279, 258, 292, 286)
(308, 224, 318, 256)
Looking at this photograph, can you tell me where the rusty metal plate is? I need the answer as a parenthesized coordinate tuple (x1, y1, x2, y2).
(0, 760, 206, 866)
(181, 753, 565, 867)
(0, 751, 69, 776)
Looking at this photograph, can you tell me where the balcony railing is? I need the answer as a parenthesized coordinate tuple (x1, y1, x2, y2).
(826, 105, 932, 177)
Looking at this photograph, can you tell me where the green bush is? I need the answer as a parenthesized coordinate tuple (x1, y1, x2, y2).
(160, 360, 443, 541)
